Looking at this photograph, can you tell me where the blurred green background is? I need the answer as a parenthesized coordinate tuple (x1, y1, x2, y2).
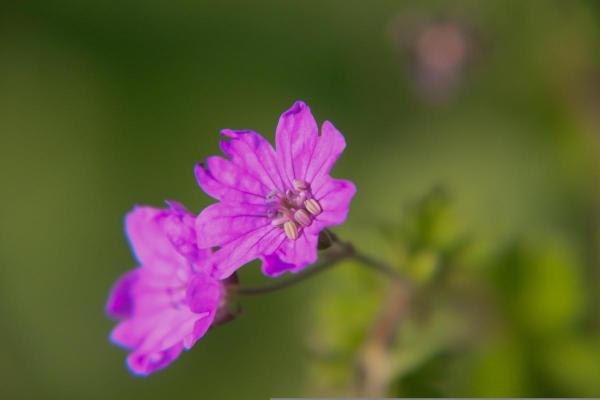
(1, 0, 600, 398)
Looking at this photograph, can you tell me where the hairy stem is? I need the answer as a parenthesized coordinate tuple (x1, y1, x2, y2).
(235, 243, 352, 296)
(235, 235, 404, 296)
(351, 251, 403, 281)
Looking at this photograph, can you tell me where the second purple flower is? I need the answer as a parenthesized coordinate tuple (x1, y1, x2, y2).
(195, 101, 356, 278)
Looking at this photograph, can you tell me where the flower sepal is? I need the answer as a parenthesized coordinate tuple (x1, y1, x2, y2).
(212, 273, 243, 327)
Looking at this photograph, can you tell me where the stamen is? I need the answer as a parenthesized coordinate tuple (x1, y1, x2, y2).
(283, 221, 299, 240)
(294, 209, 312, 227)
(304, 198, 322, 216)
(293, 191, 307, 208)
(293, 179, 310, 192)
(266, 183, 323, 240)
(271, 215, 288, 226)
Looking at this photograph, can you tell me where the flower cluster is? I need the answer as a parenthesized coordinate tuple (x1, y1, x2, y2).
(106, 101, 356, 375)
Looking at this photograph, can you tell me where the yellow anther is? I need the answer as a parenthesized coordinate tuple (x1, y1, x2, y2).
(283, 220, 299, 240)
(304, 198, 322, 216)
(294, 209, 312, 227)
(292, 179, 310, 192)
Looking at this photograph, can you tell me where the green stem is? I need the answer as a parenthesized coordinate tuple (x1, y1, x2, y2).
(351, 251, 402, 281)
(235, 237, 402, 296)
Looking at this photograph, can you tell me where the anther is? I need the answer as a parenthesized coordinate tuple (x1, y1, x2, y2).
(283, 221, 299, 240)
(293, 179, 310, 192)
(304, 198, 322, 216)
(294, 209, 312, 227)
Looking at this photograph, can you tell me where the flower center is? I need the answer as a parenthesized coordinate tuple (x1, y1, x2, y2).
(266, 179, 322, 241)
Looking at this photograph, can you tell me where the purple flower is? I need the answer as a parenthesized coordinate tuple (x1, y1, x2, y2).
(195, 101, 356, 278)
(106, 202, 224, 376)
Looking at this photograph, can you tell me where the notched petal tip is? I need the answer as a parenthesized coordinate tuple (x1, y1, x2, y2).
(220, 128, 237, 138)
(283, 100, 308, 116)
(218, 129, 247, 156)
(126, 345, 183, 377)
(194, 161, 208, 177)
(194, 161, 234, 203)
(194, 162, 218, 191)
(320, 120, 347, 152)
(220, 128, 254, 138)
(164, 200, 188, 213)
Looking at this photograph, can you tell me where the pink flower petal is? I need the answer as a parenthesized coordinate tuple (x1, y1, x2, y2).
(194, 101, 356, 277)
(211, 225, 287, 279)
(126, 344, 184, 376)
(108, 203, 224, 376)
(125, 207, 183, 268)
(260, 254, 296, 277)
(196, 202, 271, 248)
(106, 269, 138, 320)
(221, 129, 286, 193)
(305, 121, 347, 193)
(270, 231, 318, 274)
(313, 178, 357, 226)
(195, 156, 271, 204)
(275, 101, 319, 185)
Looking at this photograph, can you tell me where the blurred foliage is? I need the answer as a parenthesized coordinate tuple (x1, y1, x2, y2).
(308, 188, 600, 397)
(308, 187, 476, 396)
(1, 0, 600, 398)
